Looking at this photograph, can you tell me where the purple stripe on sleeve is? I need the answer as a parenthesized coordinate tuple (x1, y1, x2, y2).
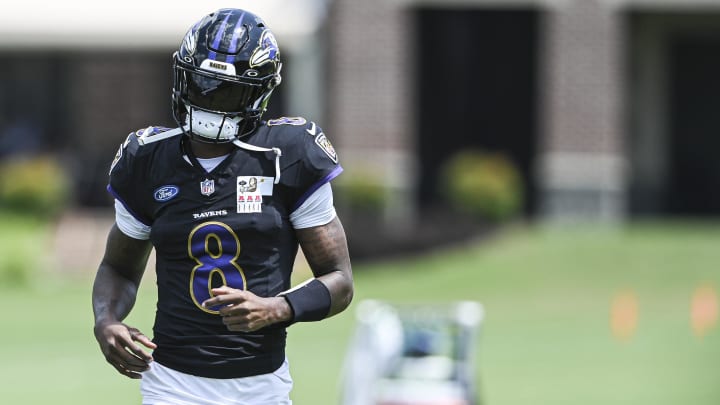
(292, 165, 344, 211)
(107, 184, 152, 227)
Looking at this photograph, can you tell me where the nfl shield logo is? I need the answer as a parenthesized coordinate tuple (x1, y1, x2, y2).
(200, 178, 215, 196)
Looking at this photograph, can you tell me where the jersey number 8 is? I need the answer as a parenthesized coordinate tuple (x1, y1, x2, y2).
(188, 221, 247, 314)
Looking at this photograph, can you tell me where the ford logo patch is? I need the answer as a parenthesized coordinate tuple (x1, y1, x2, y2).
(154, 185, 179, 202)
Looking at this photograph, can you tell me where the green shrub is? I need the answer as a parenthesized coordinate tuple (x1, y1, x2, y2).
(335, 172, 387, 213)
(441, 150, 524, 222)
(0, 155, 71, 218)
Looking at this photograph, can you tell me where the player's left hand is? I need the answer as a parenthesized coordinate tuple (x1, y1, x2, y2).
(202, 286, 292, 332)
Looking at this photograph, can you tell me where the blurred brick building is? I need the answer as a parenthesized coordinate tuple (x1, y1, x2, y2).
(327, 0, 720, 227)
(2, 0, 720, 227)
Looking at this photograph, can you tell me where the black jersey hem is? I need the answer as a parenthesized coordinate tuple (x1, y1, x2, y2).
(153, 349, 286, 379)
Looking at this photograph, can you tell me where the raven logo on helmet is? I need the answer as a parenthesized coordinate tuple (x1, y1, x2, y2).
(183, 30, 197, 55)
(250, 30, 280, 67)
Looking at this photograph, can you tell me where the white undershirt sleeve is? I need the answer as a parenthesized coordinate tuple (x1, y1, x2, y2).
(115, 182, 334, 236)
(114, 199, 151, 240)
(290, 183, 337, 229)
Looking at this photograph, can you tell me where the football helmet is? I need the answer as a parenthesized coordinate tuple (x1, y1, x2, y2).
(172, 8, 282, 142)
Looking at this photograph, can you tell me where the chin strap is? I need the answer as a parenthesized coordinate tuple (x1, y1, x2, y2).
(232, 138, 283, 184)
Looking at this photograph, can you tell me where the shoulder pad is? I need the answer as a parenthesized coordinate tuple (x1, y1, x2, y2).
(263, 117, 320, 140)
(109, 126, 179, 174)
(266, 117, 308, 127)
(135, 126, 184, 145)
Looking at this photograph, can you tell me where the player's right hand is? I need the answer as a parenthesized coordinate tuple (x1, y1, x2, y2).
(94, 321, 157, 379)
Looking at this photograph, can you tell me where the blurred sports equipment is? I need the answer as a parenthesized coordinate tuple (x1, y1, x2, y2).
(342, 300, 484, 405)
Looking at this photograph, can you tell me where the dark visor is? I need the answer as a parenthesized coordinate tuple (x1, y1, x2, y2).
(182, 68, 267, 113)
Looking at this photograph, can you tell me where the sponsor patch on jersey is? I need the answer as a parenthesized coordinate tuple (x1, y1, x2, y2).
(154, 185, 180, 202)
(236, 176, 273, 213)
(315, 133, 338, 163)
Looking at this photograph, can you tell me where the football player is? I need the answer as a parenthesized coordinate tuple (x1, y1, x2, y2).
(91, 8, 353, 404)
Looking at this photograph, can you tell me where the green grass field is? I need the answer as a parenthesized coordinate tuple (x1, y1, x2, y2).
(1, 216, 719, 404)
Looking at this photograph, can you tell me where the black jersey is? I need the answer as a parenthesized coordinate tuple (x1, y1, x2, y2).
(107, 117, 342, 378)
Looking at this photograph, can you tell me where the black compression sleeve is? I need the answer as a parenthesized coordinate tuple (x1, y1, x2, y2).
(282, 279, 331, 322)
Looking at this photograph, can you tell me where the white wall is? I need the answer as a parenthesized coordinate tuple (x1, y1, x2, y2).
(0, 0, 328, 49)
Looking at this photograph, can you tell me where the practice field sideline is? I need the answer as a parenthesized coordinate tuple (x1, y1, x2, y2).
(0, 220, 718, 404)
